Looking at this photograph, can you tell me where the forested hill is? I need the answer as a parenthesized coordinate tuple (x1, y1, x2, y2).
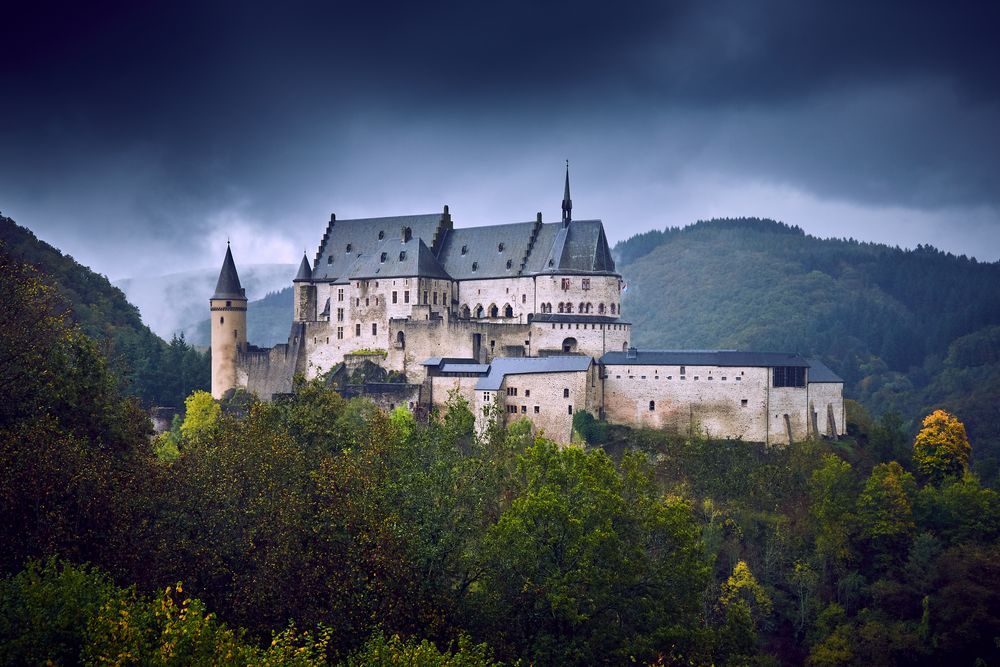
(0, 214, 209, 407)
(615, 218, 1000, 472)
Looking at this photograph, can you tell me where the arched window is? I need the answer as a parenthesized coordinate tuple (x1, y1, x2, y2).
(489, 304, 498, 318)
(460, 304, 471, 318)
(378, 230, 384, 240)
(579, 302, 585, 313)
(220, 316, 224, 325)
(474, 304, 484, 318)
(504, 304, 513, 317)
(396, 330, 406, 349)
(611, 303, 617, 315)
(586, 302, 593, 313)
(562, 337, 578, 353)
(649, 400, 655, 411)
(566, 303, 573, 313)
(598, 303, 605, 314)
(558, 302, 564, 313)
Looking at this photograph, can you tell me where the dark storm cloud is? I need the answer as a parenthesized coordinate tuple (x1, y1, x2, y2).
(1, 0, 998, 281)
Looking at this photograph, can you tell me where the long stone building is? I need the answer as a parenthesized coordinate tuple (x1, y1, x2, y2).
(211, 169, 844, 445)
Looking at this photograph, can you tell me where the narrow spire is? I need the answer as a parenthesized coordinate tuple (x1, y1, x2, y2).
(212, 244, 246, 299)
(561, 159, 573, 224)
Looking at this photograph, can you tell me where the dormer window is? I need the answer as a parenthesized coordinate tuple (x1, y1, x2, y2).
(327, 256, 333, 265)
(399, 251, 406, 261)
(471, 262, 478, 272)
(380, 252, 387, 263)
(497, 243, 504, 252)
(548, 259, 554, 267)
(345, 243, 352, 253)
(378, 230, 384, 240)
(506, 259, 512, 269)
(461, 245, 468, 255)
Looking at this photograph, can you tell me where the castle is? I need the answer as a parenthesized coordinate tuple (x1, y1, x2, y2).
(211, 168, 844, 445)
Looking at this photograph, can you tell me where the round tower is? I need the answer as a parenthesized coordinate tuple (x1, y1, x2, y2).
(210, 243, 247, 399)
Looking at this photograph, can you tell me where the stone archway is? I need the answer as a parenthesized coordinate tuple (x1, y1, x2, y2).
(460, 304, 471, 319)
(503, 303, 513, 317)
(396, 330, 406, 349)
(562, 337, 578, 353)
(488, 304, 499, 318)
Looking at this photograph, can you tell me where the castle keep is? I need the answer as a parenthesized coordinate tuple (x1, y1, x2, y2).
(211, 169, 844, 445)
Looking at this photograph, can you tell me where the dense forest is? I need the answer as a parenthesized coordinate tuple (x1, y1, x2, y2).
(615, 218, 1000, 482)
(3, 217, 1000, 664)
(0, 215, 209, 407)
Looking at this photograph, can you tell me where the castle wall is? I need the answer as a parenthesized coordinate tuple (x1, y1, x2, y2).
(808, 382, 845, 438)
(534, 274, 622, 316)
(530, 320, 630, 357)
(392, 319, 532, 381)
(603, 364, 773, 442)
(236, 323, 304, 399)
(496, 368, 594, 443)
(456, 276, 535, 320)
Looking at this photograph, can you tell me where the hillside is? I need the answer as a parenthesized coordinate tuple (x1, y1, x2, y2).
(116, 262, 296, 341)
(615, 218, 1000, 476)
(0, 214, 209, 407)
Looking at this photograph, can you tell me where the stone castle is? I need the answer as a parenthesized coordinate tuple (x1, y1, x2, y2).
(211, 168, 844, 445)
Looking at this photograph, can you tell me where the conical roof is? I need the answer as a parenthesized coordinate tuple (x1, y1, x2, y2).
(212, 244, 246, 299)
(294, 253, 312, 282)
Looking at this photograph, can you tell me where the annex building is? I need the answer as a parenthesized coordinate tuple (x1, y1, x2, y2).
(210, 169, 844, 445)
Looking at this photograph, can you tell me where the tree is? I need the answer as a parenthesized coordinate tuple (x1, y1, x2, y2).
(809, 454, 857, 578)
(857, 462, 917, 570)
(179, 390, 222, 448)
(715, 560, 773, 665)
(913, 410, 971, 484)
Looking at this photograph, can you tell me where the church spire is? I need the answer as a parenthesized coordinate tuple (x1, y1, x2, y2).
(561, 160, 572, 225)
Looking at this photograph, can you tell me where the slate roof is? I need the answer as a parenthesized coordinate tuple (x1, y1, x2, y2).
(294, 254, 312, 282)
(311, 213, 448, 283)
(475, 356, 593, 391)
(807, 358, 843, 383)
(307, 209, 617, 283)
(599, 350, 811, 368)
(212, 245, 246, 299)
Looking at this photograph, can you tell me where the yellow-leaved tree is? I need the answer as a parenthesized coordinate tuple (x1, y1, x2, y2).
(913, 409, 971, 485)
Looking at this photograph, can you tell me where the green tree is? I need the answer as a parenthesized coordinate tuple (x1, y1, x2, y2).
(857, 462, 917, 569)
(180, 390, 222, 448)
(809, 454, 857, 578)
(913, 409, 971, 484)
(716, 560, 773, 665)
(473, 442, 708, 665)
(346, 631, 499, 667)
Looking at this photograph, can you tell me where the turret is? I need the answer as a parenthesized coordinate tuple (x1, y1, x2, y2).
(210, 243, 247, 399)
(293, 253, 317, 322)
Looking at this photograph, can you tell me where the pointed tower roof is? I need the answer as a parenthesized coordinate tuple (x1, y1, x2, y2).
(212, 243, 246, 300)
(294, 253, 312, 282)
(561, 160, 573, 224)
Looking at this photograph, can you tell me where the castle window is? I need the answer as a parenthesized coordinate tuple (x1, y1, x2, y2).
(433, 292, 438, 305)
(680, 366, 686, 375)
(404, 291, 410, 303)
(522, 294, 526, 303)
(773, 366, 806, 387)
(736, 376, 742, 381)
(565, 303, 573, 313)
(534, 405, 539, 413)
(506, 259, 512, 269)
(563, 388, 569, 398)
(461, 245, 468, 255)
(498, 243, 504, 252)
(598, 303, 605, 314)
(489, 304, 498, 318)
(355, 323, 361, 336)
(346, 244, 352, 252)
(423, 291, 428, 304)
(471, 262, 478, 272)
(356, 298, 360, 306)
(338, 288, 344, 301)
(380, 252, 387, 263)
(392, 291, 397, 304)
(378, 230, 384, 240)
(521, 405, 526, 413)
(567, 405, 573, 414)
(226, 300, 231, 307)
(611, 304, 617, 314)
(558, 302, 564, 313)
(722, 376, 727, 381)
(582, 278, 591, 290)
(372, 323, 377, 336)
(741, 399, 748, 407)
(649, 400, 655, 411)
(327, 256, 333, 265)
(548, 259, 554, 267)
(219, 316, 224, 324)
(561, 278, 570, 290)
(694, 376, 699, 380)
(504, 304, 513, 317)
(579, 302, 585, 313)
(399, 251, 406, 261)
(337, 308, 344, 321)
(365, 297, 369, 306)
(524, 389, 530, 397)
(337, 327, 343, 339)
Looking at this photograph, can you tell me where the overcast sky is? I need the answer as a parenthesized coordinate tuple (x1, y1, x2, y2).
(2, 0, 999, 280)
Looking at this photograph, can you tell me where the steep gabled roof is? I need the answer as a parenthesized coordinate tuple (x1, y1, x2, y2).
(212, 245, 246, 299)
(540, 220, 615, 273)
(436, 221, 539, 279)
(347, 238, 450, 280)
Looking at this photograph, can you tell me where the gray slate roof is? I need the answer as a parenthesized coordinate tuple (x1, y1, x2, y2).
(807, 358, 843, 383)
(307, 210, 617, 283)
(212, 245, 246, 299)
(294, 254, 312, 282)
(600, 350, 811, 368)
(476, 356, 593, 391)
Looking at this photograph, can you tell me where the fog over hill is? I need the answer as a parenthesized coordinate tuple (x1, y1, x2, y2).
(115, 263, 296, 341)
